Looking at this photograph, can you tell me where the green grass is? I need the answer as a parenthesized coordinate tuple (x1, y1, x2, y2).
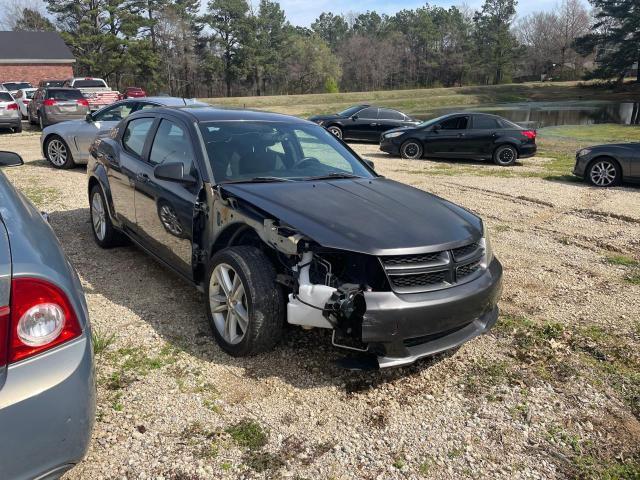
(540, 124, 640, 143)
(21, 185, 61, 208)
(606, 254, 639, 267)
(92, 328, 115, 356)
(225, 419, 269, 450)
(199, 81, 636, 118)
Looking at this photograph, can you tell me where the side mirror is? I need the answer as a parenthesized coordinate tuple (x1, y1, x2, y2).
(86, 113, 94, 122)
(154, 162, 197, 185)
(351, 115, 359, 121)
(0, 151, 23, 167)
(363, 158, 375, 170)
(432, 124, 441, 132)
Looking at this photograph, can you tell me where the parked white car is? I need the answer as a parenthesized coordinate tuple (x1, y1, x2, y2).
(0, 91, 21, 133)
(13, 88, 37, 119)
(1, 81, 33, 96)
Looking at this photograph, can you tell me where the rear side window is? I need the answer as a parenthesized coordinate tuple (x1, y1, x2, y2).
(440, 116, 468, 130)
(149, 119, 194, 172)
(123, 118, 154, 157)
(73, 79, 107, 88)
(0, 92, 13, 102)
(358, 107, 378, 119)
(379, 109, 405, 120)
(47, 89, 84, 101)
(473, 116, 502, 129)
(499, 118, 521, 129)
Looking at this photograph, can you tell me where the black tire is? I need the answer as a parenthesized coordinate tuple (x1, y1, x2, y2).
(493, 144, 518, 166)
(28, 109, 36, 125)
(206, 246, 284, 357)
(327, 125, 343, 139)
(38, 112, 45, 130)
(587, 157, 621, 187)
(89, 184, 126, 248)
(12, 123, 22, 134)
(45, 135, 75, 169)
(400, 140, 423, 159)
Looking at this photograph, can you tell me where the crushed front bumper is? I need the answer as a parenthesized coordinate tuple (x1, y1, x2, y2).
(362, 258, 503, 367)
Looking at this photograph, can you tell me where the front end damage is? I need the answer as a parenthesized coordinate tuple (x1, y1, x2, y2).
(206, 185, 503, 369)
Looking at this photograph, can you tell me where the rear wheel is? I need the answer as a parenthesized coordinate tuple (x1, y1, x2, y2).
(493, 144, 518, 166)
(90, 185, 125, 248)
(38, 112, 45, 130)
(400, 140, 423, 159)
(12, 123, 22, 134)
(327, 125, 343, 139)
(28, 109, 36, 125)
(587, 157, 621, 187)
(45, 135, 75, 169)
(206, 246, 284, 357)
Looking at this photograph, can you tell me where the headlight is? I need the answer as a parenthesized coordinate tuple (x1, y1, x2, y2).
(481, 228, 493, 267)
(578, 148, 591, 157)
(385, 131, 405, 139)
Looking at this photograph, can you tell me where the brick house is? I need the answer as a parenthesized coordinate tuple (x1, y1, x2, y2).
(0, 31, 75, 87)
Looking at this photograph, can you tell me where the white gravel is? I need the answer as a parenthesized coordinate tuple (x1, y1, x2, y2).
(1, 129, 638, 479)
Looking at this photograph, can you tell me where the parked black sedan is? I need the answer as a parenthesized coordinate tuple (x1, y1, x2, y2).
(573, 142, 640, 187)
(309, 104, 419, 142)
(380, 113, 537, 166)
(87, 106, 502, 368)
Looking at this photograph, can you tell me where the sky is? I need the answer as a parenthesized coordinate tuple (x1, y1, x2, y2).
(276, 0, 565, 26)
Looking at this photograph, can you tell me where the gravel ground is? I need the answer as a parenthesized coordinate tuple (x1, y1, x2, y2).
(1, 128, 639, 479)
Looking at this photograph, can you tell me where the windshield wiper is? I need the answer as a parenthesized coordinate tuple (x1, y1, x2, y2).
(220, 176, 296, 184)
(305, 172, 364, 181)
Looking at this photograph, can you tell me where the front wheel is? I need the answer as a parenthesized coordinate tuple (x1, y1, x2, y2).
(327, 125, 343, 139)
(45, 135, 75, 169)
(206, 246, 284, 357)
(400, 140, 423, 159)
(89, 185, 125, 248)
(587, 158, 621, 187)
(493, 144, 518, 166)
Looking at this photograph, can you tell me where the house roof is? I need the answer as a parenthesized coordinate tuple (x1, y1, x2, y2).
(0, 31, 75, 64)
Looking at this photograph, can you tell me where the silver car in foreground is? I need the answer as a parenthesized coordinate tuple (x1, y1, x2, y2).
(0, 151, 95, 479)
(40, 96, 208, 169)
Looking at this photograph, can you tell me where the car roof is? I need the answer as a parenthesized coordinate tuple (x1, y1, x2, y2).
(135, 105, 312, 125)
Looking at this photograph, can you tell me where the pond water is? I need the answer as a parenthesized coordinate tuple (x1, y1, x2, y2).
(420, 101, 640, 128)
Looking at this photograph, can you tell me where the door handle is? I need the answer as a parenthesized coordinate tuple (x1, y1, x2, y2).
(370, 123, 378, 126)
(136, 172, 149, 183)
(458, 133, 466, 137)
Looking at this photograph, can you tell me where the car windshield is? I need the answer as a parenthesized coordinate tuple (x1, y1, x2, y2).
(3, 82, 31, 90)
(73, 79, 107, 88)
(416, 115, 450, 129)
(337, 106, 365, 117)
(199, 121, 374, 183)
(48, 89, 85, 100)
(42, 80, 65, 87)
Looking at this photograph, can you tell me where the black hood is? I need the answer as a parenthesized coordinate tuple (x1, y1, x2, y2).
(383, 125, 417, 136)
(221, 178, 483, 256)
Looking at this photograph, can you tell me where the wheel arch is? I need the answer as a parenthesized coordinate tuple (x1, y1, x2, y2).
(88, 170, 117, 224)
(586, 154, 622, 172)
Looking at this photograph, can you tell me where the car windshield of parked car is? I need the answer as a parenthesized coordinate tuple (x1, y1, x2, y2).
(42, 80, 64, 87)
(199, 121, 374, 183)
(47, 89, 85, 101)
(0, 92, 13, 102)
(73, 79, 107, 88)
(337, 106, 365, 117)
(416, 115, 449, 129)
(3, 82, 31, 90)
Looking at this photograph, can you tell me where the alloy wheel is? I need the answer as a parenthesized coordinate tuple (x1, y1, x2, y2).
(498, 147, 515, 164)
(209, 264, 249, 345)
(590, 160, 617, 186)
(328, 126, 342, 139)
(91, 191, 106, 241)
(47, 139, 68, 167)
(402, 142, 421, 159)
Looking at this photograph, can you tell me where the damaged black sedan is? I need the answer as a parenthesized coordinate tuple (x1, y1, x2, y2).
(87, 106, 502, 368)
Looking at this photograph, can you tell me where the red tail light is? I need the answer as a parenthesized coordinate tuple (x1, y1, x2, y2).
(0, 305, 8, 367)
(43, 99, 57, 107)
(522, 130, 536, 140)
(8, 278, 82, 364)
(6, 103, 18, 110)
(77, 98, 89, 107)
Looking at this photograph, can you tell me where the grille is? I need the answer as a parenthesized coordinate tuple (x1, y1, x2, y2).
(380, 241, 485, 293)
(451, 242, 481, 260)
(389, 271, 447, 288)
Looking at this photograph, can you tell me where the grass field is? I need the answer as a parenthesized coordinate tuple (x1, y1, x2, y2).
(200, 81, 640, 118)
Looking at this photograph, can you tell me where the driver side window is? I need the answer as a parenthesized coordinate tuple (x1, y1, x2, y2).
(149, 119, 194, 174)
(95, 103, 136, 122)
(440, 116, 469, 130)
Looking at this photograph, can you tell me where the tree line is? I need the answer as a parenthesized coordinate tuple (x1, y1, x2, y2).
(1, 0, 638, 97)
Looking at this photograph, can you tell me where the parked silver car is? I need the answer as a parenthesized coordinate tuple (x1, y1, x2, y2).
(0, 90, 21, 133)
(0, 151, 95, 479)
(28, 87, 90, 129)
(41, 96, 207, 168)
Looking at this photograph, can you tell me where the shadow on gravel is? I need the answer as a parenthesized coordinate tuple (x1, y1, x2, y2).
(48, 207, 448, 391)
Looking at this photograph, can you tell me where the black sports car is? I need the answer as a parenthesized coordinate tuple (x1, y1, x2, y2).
(309, 104, 419, 142)
(380, 112, 537, 166)
(87, 106, 502, 368)
(573, 142, 640, 187)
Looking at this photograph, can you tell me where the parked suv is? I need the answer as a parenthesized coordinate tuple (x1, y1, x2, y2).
(28, 87, 90, 129)
(0, 91, 21, 133)
(380, 112, 537, 165)
(87, 106, 503, 368)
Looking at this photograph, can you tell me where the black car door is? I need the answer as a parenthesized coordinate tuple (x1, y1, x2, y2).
(424, 115, 470, 157)
(108, 116, 156, 230)
(133, 116, 200, 278)
(346, 107, 379, 141)
(467, 115, 504, 157)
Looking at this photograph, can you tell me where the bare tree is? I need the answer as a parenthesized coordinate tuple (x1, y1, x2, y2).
(555, 0, 591, 78)
(0, 0, 48, 29)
